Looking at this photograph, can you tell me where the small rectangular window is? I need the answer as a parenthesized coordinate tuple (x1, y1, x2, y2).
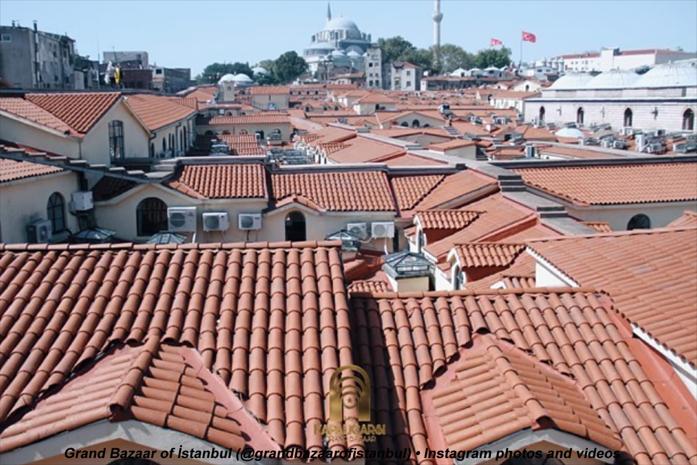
(0, 34, 11, 42)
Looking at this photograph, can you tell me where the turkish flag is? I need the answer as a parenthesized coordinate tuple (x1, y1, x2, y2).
(490, 38, 503, 46)
(522, 31, 537, 43)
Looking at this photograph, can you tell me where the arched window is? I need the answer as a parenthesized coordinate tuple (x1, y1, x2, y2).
(684, 109, 695, 131)
(627, 214, 651, 230)
(285, 211, 306, 241)
(416, 229, 426, 252)
(411, 119, 421, 128)
(47, 192, 66, 233)
(239, 129, 248, 135)
(624, 108, 633, 127)
(576, 107, 584, 125)
(400, 121, 409, 127)
(162, 138, 167, 153)
(452, 265, 464, 290)
(255, 130, 265, 140)
(136, 197, 168, 236)
(108, 120, 125, 159)
(538, 106, 545, 124)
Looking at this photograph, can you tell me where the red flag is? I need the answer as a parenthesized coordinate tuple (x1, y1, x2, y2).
(490, 38, 503, 46)
(522, 31, 537, 43)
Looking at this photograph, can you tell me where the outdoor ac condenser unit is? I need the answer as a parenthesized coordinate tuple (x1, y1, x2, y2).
(238, 213, 262, 230)
(202, 212, 230, 232)
(26, 219, 52, 243)
(371, 221, 395, 239)
(346, 222, 368, 240)
(167, 207, 197, 232)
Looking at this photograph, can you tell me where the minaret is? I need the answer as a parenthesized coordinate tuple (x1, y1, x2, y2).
(327, 2, 332, 21)
(433, 0, 443, 69)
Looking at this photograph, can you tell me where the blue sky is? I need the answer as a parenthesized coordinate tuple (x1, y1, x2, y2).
(2, 0, 696, 75)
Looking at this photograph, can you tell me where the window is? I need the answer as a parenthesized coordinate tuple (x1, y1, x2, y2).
(108, 120, 124, 159)
(0, 34, 11, 42)
(416, 229, 426, 253)
(162, 138, 167, 154)
(149, 143, 154, 158)
(683, 109, 695, 131)
(538, 106, 545, 123)
(47, 193, 66, 233)
(627, 214, 651, 230)
(624, 108, 633, 127)
(136, 197, 167, 236)
(411, 119, 420, 128)
(576, 107, 584, 125)
(284, 211, 306, 241)
(452, 265, 464, 290)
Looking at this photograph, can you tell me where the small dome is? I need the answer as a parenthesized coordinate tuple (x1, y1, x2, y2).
(252, 66, 268, 75)
(347, 50, 361, 58)
(549, 73, 594, 90)
(555, 127, 584, 139)
(331, 49, 346, 56)
(232, 73, 253, 82)
(587, 69, 639, 89)
(632, 59, 697, 88)
(217, 73, 236, 84)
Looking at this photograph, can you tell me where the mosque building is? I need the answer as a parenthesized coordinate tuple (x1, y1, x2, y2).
(303, 3, 373, 75)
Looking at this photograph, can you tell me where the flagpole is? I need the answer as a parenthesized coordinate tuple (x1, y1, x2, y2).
(519, 36, 523, 68)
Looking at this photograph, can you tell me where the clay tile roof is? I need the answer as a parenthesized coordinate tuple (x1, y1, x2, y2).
(350, 289, 697, 465)
(0, 158, 63, 183)
(423, 334, 622, 452)
(452, 242, 526, 268)
(271, 170, 395, 212)
(355, 93, 397, 104)
(25, 92, 120, 134)
(0, 241, 360, 455)
(582, 221, 613, 233)
(168, 164, 267, 199)
(0, 98, 76, 136)
(0, 341, 278, 453)
(124, 94, 195, 131)
(668, 210, 697, 228)
(325, 137, 405, 164)
(415, 210, 480, 230)
(529, 228, 697, 367)
(218, 134, 266, 156)
(412, 170, 498, 211)
(209, 113, 290, 125)
(427, 139, 476, 152)
(249, 86, 290, 95)
(466, 252, 537, 291)
(391, 175, 445, 211)
(516, 162, 697, 206)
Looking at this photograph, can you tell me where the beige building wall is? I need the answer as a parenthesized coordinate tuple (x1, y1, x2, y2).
(198, 122, 293, 141)
(566, 201, 697, 231)
(0, 114, 80, 156)
(0, 171, 80, 243)
(251, 93, 289, 110)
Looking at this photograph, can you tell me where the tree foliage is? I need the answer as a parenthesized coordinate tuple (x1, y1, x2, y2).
(271, 51, 308, 83)
(377, 36, 416, 65)
(473, 47, 512, 69)
(196, 62, 253, 84)
(435, 43, 475, 73)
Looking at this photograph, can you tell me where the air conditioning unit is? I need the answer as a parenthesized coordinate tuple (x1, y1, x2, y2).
(202, 212, 230, 232)
(167, 207, 197, 232)
(26, 219, 52, 243)
(238, 213, 262, 230)
(371, 221, 395, 239)
(621, 127, 634, 136)
(70, 191, 93, 211)
(524, 145, 536, 158)
(346, 222, 368, 240)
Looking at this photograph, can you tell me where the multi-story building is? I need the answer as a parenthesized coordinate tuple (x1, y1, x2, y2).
(543, 47, 697, 73)
(0, 22, 76, 89)
(523, 59, 697, 132)
(365, 47, 382, 89)
(151, 67, 192, 94)
(103, 51, 149, 68)
(390, 61, 421, 91)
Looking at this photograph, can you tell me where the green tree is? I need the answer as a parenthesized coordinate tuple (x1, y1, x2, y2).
(197, 62, 254, 84)
(473, 47, 512, 69)
(271, 51, 308, 83)
(435, 44, 475, 73)
(403, 48, 434, 72)
(377, 36, 416, 64)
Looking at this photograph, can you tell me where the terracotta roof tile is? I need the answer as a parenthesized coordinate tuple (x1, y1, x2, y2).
(582, 221, 613, 233)
(210, 114, 290, 125)
(452, 242, 526, 268)
(412, 170, 498, 211)
(218, 134, 266, 156)
(324, 137, 405, 164)
(249, 86, 290, 95)
(391, 175, 445, 211)
(415, 210, 480, 230)
(0, 241, 358, 455)
(423, 334, 622, 452)
(466, 253, 537, 291)
(516, 163, 697, 206)
(124, 94, 195, 131)
(25, 92, 120, 134)
(383, 153, 446, 167)
(271, 171, 395, 212)
(668, 210, 697, 228)
(350, 289, 697, 465)
(0, 158, 63, 184)
(529, 228, 697, 367)
(0, 98, 76, 136)
(168, 164, 267, 199)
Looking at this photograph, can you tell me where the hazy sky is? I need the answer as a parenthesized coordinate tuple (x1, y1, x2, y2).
(3, 0, 696, 75)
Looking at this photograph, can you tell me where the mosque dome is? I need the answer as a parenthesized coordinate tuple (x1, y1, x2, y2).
(632, 59, 697, 88)
(347, 50, 361, 58)
(217, 74, 236, 84)
(233, 73, 253, 82)
(587, 69, 639, 89)
(252, 66, 268, 76)
(549, 73, 594, 90)
(555, 127, 585, 139)
(325, 17, 360, 34)
(331, 49, 346, 57)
